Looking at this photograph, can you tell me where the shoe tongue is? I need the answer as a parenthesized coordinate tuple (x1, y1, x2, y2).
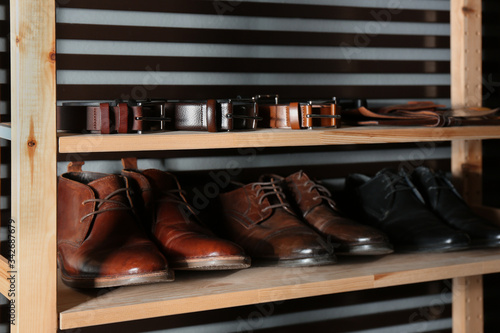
(256, 174, 285, 205)
(87, 174, 128, 203)
(142, 169, 178, 192)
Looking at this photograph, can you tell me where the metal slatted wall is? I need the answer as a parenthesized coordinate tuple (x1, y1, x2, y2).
(55, 0, 451, 104)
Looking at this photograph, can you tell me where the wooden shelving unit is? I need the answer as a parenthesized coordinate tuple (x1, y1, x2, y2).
(4, 0, 498, 332)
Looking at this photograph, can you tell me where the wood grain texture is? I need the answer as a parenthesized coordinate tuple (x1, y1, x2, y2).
(453, 276, 484, 333)
(58, 126, 500, 154)
(58, 249, 500, 330)
(451, 0, 482, 108)
(450, 3, 484, 333)
(0, 256, 12, 300)
(10, 0, 57, 331)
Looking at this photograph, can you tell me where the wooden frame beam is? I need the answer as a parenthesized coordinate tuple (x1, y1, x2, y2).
(10, 0, 58, 331)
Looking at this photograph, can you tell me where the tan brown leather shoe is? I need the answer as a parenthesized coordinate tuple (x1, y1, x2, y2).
(284, 171, 393, 255)
(57, 172, 174, 288)
(123, 169, 251, 270)
(218, 175, 337, 267)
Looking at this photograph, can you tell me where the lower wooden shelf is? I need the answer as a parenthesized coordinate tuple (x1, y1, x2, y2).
(58, 248, 500, 330)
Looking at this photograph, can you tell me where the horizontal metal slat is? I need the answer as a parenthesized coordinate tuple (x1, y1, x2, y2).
(56, 84, 450, 100)
(56, 55, 450, 74)
(57, 0, 449, 23)
(56, 24, 450, 48)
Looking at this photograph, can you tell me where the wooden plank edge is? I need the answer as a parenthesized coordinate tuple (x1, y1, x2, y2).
(374, 258, 500, 288)
(0, 255, 12, 300)
(58, 126, 500, 154)
(59, 275, 374, 330)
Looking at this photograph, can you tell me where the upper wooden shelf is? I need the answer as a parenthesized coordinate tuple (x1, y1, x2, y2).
(58, 125, 500, 153)
(58, 248, 500, 330)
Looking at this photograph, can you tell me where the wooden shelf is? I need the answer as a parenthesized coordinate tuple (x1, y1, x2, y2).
(58, 248, 500, 330)
(58, 125, 500, 153)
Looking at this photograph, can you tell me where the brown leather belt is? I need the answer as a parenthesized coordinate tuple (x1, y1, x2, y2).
(57, 99, 260, 134)
(259, 100, 341, 129)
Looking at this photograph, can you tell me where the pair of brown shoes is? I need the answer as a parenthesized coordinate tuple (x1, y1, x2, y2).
(217, 171, 393, 267)
(58, 168, 250, 289)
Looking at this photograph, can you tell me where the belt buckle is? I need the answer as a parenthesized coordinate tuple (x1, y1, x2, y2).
(254, 94, 279, 105)
(302, 98, 341, 129)
(224, 97, 262, 130)
(134, 100, 172, 134)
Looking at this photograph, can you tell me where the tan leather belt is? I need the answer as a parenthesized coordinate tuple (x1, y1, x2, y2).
(57, 99, 260, 134)
(259, 99, 341, 129)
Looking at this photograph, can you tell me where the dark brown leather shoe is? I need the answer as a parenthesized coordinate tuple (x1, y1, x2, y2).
(58, 172, 174, 288)
(123, 169, 251, 270)
(218, 175, 337, 267)
(284, 171, 393, 255)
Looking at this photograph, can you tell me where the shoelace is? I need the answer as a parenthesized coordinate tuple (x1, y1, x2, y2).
(251, 179, 292, 213)
(80, 188, 133, 222)
(383, 173, 413, 199)
(296, 170, 339, 213)
(383, 171, 426, 203)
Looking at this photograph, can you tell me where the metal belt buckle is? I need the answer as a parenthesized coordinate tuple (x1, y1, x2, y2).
(302, 97, 341, 129)
(134, 100, 172, 134)
(254, 94, 279, 105)
(222, 97, 262, 130)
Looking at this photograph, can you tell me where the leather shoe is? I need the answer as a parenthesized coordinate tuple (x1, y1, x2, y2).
(218, 175, 336, 267)
(344, 168, 471, 253)
(411, 166, 500, 248)
(58, 172, 174, 288)
(284, 171, 393, 255)
(123, 169, 251, 270)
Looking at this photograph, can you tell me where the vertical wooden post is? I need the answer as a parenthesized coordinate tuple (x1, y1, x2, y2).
(10, 0, 57, 331)
(452, 276, 484, 333)
(450, 1, 484, 333)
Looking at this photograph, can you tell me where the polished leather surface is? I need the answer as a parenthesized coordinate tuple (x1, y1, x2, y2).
(344, 169, 471, 253)
(259, 103, 339, 129)
(411, 166, 500, 247)
(218, 176, 336, 266)
(284, 171, 393, 255)
(164, 99, 258, 132)
(57, 103, 138, 134)
(123, 169, 250, 270)
(57, 172, 173, 288)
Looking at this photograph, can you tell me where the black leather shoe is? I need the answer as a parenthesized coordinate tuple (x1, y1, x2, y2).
(284, 171, 393, 255)
(411, 166, 500, 248)
(344, 168, 470, 253)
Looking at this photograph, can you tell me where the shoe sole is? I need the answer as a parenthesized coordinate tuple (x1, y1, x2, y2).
(170, 256, 251, 270)
(59, 265, 175, 289)
(336, 243, 394, 256)
(253, 254, 337, 268)
(395, 242, 470, 254)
